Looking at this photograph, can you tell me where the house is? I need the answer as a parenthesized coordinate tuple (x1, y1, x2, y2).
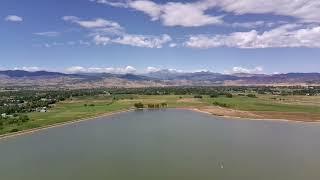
(1, 113, 6, 118)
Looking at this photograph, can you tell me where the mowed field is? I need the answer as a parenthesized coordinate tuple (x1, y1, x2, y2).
(1, 94, 320, 135)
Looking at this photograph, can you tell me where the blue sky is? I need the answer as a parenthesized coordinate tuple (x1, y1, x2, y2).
(1, 0, 320, 74)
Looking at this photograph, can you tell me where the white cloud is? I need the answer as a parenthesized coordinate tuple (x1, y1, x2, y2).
(225, 66, 264, 74)
(95, 0, 223, 27)
(5, 15, 23, 22)
(13, 66, 41, 72)
(146, 66, 161, 73)
(95, 0, 320, 26)
(130, 0, 161, 21)
(63, 15, 170, 48)
(112, 34, 171, 48)
(159, 1, 222, 27)
(33, 31, 60, 37)
(185, 24, 320, 48)
(215, 0, 320, 23)
(227, 21, 287, 29)
(95, 0, 129, 8)
(169, 43, 177, 47)
(93, 35, 111, 45)
(66, 66, 137, 74)
(62, 16, 120, 29)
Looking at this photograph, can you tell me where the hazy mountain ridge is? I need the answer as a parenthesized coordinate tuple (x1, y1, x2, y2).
(1, 70, 320, 88)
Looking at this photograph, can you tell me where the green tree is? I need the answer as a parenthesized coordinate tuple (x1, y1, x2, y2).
(225, 93, 233, 98)
(134, 102, 144, 109)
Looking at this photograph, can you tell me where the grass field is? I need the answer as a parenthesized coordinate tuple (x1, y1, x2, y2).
(1, 94, 320, 135)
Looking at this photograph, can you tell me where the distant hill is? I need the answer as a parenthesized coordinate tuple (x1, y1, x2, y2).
(0, 70, 320, 89)
(0, 70, 67, 77)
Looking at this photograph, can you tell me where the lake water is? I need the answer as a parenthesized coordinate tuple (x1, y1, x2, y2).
(1, 109, 320, 180)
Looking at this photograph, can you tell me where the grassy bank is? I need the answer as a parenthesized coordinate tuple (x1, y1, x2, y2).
(1, 94, 320, 135)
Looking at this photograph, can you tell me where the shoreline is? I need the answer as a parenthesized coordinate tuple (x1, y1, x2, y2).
(177, 107, 320, 124)
(0, 109, 134, 141)
(1, 107, 320, 140)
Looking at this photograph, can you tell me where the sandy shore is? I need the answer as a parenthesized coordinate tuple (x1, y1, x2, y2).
(0, 109, 134, 140)
(178, 107, 320, 124)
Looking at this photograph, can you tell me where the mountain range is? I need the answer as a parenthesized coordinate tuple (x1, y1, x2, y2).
(0, 70, 319, 89)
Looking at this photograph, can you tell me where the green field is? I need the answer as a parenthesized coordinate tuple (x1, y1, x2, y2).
(204, 95, 320, 113)
(1, 94, 320, 135)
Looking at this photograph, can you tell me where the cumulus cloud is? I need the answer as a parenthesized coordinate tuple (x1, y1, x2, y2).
(64, 15, 171, 48)
(185, 24, 320, 48)
(5, 15, 23, 22)
(96, 0, 320, 25)
(33, 31, 60, 37)
(94, 0, 223, 27)
(215, 0, 320, 23)
(225, 66, 264, 74)
(65, 66, 137, 74)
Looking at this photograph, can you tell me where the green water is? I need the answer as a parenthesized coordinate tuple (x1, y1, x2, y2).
(0, 109, 320, 180)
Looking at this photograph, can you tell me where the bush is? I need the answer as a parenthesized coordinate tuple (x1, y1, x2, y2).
(19, 115, 30, 122)
(247, 94, 257, 98)
(225, 93, 233, 98)
(134, 102, 144, 109)
(9, 128, 20, 133)
(194, 95, 203, 99)
(210, 93, 219, 98)
(212, 101, 230, 108)
(161, 102, 168, 108)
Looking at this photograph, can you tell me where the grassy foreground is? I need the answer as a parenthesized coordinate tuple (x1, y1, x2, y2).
(1, 94, 320, 135)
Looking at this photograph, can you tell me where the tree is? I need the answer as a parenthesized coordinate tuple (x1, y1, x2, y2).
(247, 94, 257, 98)
(161, 102, 168, 108)
(134, 102, 144, 109)
(194, 95, 203, 99)
(210, 93, 219, 98)
(225, 93, 233, 98)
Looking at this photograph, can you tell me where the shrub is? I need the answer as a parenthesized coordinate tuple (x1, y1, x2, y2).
(134, 102, 144, 109)
(9, 128, 20, 133)
(194, 95, 203, 99)
(225, 93, 233, 98)
(247, 94, 257, 98)
(19, 115, 30, 122)
(161, 102, 168, 108)
(210, 93, 219, 98)
(212, 101, 230, 108)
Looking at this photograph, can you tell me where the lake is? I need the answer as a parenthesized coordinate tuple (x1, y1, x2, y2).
(0, 109, 320, 180)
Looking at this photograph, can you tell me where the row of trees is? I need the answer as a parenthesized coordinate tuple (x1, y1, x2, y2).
(106, 86, 320, 96)
(134, 102, 168, 109)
